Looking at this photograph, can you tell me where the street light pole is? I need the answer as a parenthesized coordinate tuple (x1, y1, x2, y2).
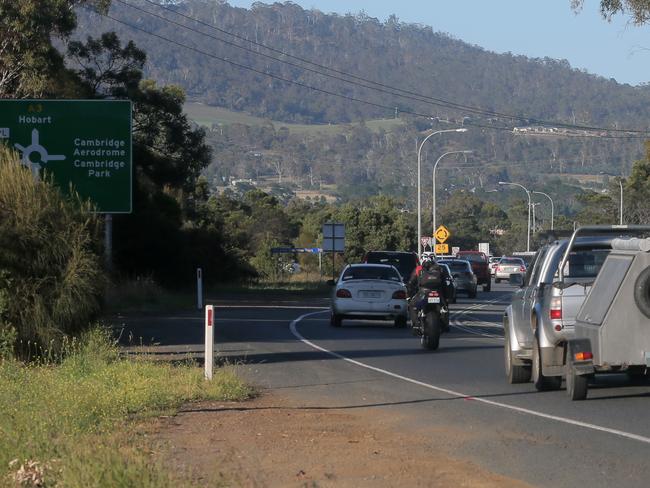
(618, 178, 624, 225)
(432, 150, 473, 237)
(499, 181, 532, 252)
(532, 191, 554, 231)
(417, 128, 467, 258)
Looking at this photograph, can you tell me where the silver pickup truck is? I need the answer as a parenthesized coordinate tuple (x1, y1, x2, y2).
(502, 226, 644, 389)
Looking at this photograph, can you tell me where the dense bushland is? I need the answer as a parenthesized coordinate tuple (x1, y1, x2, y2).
(0, 146, 104, 356)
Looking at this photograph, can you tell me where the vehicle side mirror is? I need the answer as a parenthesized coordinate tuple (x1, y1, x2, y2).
(326, 279, 336, 286)
(509, 273, 524, 287)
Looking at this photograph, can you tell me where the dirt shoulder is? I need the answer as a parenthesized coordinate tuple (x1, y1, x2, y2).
(154, 392, 531, 487)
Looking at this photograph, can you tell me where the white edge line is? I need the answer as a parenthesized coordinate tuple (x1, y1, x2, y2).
(290, 310, 650, 445)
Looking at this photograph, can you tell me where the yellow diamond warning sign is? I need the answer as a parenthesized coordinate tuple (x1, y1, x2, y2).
(435, 225, 451, 244)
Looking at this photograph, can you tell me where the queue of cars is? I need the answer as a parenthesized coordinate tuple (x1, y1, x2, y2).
(329, 249, 527, 327)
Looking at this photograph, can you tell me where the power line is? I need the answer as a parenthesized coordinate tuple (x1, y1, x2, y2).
(130, 0, 650, 136)
(85, 5, 648, 139)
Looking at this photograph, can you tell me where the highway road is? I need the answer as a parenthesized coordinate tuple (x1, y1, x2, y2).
(118, 282, 650, 487)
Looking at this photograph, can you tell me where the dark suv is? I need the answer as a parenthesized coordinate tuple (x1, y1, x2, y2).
(363, 251, 418, 283)
(456, 251, 491, 292)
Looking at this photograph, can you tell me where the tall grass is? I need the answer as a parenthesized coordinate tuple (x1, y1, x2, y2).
(0, 328, 252, 487)
(0, 145, 104, 356)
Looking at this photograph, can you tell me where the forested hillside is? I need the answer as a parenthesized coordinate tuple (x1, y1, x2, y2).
(74, 0, 648, 205)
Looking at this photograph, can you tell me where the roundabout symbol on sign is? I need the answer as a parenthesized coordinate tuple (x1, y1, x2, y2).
(435, 225, 450, 244)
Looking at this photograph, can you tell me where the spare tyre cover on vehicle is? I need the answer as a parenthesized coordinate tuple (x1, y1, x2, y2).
(633, 266, 650, 319)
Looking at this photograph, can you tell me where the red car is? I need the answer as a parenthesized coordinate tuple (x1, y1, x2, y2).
(455, 251, 491, 292)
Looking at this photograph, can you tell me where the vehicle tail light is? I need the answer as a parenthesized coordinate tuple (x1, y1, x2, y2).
(336, 289, 352, 298)
(496, 266, 502, 272)
(520, 266, 526, 272)
(428, 290, 439, 297)
(575, 352, 593, 361)
(550, 297, 562, 320)
(392, 290, 407, 299)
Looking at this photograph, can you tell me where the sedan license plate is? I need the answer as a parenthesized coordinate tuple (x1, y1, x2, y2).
(427, 297, 441, 303)
(360, 291, 381, 298)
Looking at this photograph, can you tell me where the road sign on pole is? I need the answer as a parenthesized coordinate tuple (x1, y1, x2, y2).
(420, 236, 432, 248)
(322, 222, 345, 252)
(435, 243, 449, 254)
(435, 225, 451, 244)
(0, 100, 132, 213)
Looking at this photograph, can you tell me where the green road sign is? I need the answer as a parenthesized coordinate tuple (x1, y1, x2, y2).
(0, 100, 132, 213)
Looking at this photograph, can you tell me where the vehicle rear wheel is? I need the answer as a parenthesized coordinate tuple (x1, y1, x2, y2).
(565, 361, 588, 401)
(330, 313, 342, 327)
(483, 281, 491, 292)
(394, 316, 407, 328)
(505, 333, 531, 384)
(495, 278, 501, 284)
(532, 336, 562, 391)
(468, 287, 477, 299)
(421, 312, 441, 350)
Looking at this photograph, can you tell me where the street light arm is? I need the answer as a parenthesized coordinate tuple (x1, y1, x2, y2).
(416, 128, 468, 258)
(499, 181, 532, 252)
(432, 150, 473, 238)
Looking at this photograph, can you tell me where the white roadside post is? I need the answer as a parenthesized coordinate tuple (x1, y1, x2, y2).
(196, 268, 203, 310)
(204, 305, 214, 380)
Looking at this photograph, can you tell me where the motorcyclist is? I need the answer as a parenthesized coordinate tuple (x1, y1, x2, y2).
(407, 255, 451, 327)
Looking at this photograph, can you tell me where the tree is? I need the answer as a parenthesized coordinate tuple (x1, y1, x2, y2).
(572, 0, 650, 24)
(0, 0, 109, 98)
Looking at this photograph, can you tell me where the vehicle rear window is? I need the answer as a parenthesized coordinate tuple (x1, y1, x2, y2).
(458, 253, 486, 263)
(365, 252, 416, 279)
(559, 249, 611, 278)
(499, 258, 524, 265)
(341, 266, 401, 282)
(439, 261, 470, 273)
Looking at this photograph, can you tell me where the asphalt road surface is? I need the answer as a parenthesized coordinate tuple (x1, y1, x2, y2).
(117, 282, 650, 487)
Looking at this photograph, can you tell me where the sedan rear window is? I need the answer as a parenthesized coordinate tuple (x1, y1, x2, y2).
(342, 266, 401, 282)
(439, 261, 471, 273)
(499, 258, 524, 265)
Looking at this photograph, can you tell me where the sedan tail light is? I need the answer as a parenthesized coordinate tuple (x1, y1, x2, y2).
(392, 290, 407, 299)
(520, 266, 526, 272)
(336, 288, 352, 298)
(496, 266, 502, 272)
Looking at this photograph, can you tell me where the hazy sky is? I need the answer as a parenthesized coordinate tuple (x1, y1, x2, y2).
(226, 0, 650, 86)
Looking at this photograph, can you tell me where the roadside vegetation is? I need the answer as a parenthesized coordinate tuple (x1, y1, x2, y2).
(0, 329, 252, 487)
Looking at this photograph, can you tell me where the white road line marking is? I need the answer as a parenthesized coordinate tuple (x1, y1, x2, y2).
(290, 310, 650, 445)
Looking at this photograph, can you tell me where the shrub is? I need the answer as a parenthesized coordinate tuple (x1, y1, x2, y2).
(0, 145, 105, 357)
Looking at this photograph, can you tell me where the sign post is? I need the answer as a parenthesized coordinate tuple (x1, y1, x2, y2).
(197, 268, 203, 310)
(204, 305, 214, 380)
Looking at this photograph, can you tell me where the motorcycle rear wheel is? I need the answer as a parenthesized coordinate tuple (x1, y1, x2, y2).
(421, 311, 441, 350)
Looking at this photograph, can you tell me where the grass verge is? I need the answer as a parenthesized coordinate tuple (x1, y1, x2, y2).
(0, 329, 253, 487)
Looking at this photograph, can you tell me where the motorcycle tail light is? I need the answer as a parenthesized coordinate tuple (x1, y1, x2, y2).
(392, 290, 407, 299)
(336, 289, 352, 298)
(428, 290, 439, 297)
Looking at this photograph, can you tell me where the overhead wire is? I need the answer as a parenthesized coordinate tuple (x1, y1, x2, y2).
(84, 4, 650, 139)
(129, 0, 650, 136)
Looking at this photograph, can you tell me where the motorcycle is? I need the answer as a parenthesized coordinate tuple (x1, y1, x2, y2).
(410, 288, 449, 350)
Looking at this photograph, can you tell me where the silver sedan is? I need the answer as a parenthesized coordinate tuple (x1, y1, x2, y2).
(330, 264, 408, 327)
